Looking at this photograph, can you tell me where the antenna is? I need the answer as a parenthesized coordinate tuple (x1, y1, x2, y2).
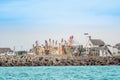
(13, 46, 15, 51)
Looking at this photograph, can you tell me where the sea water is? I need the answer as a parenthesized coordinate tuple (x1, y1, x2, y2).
(0, 66, 120, 80)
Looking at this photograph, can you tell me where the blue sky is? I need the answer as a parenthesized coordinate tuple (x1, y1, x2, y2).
(0, 0, 120, 50)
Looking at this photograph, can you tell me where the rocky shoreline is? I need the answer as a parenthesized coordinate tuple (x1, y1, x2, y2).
(0, 55, 120, 66)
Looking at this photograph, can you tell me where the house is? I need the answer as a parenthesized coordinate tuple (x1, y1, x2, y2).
(0, 48, 11, 53)
(86, 38, 112, 57)
(115, 43, 120, 52)
(0, 48, 15, 55)
(114, 43, 120, 55)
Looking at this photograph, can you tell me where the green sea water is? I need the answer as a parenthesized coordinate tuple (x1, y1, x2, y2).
(0, 66, 120, 80)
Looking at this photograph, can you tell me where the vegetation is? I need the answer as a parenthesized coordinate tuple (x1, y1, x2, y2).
(118, 52, 120, 54)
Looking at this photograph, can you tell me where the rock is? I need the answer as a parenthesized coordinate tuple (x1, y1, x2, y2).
(0, 55, 120, 66)
(39, 57, 43, 61)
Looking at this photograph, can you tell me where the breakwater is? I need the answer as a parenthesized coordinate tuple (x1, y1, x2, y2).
(0, 55, 120, 66)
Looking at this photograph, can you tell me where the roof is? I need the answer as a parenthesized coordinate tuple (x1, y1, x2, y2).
(90, 47, 105, 51)
(115, 43, 120, 50)
(90, 39, 105, 46)
(0, 48, 11, 53)
(115, 43, 120, 46)
(118, 47, 120, 50)
(116, 46, 120, 50)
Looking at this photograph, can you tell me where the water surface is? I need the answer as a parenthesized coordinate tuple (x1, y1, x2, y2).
(0, 66, 120, 80)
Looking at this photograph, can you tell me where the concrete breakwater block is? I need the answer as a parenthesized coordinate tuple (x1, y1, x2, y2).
(0, 55, 120, 66)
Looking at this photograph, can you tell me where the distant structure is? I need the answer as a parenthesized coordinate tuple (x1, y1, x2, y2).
(114, 43, 120, 54)
(30, 41, 44, 55)
(115, 43, 120, 51)
(0, 48, 15, 55)
(0, 48, 11, 54)
(29, 35, 81, 56)
(86, 38, 113, 57)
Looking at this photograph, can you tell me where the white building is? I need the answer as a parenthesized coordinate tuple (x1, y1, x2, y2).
(0, 48, 15, 56)
(86, 38, 113, 57)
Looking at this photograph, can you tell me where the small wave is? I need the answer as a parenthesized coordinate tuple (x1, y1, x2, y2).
(0, 77, 4, 80)
(0, 66, 119, 80)
(19, 73, 29, 77)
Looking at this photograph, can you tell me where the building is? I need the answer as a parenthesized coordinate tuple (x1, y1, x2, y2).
(114, 43, 120, 55)
(115, 43, 120, 52)
(86, 38, 112, 57)
(0, 48, 15, 55)
(16, 51, 27, 56)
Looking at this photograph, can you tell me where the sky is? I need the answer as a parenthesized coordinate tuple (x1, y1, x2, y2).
(0, 0, 120, 50)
